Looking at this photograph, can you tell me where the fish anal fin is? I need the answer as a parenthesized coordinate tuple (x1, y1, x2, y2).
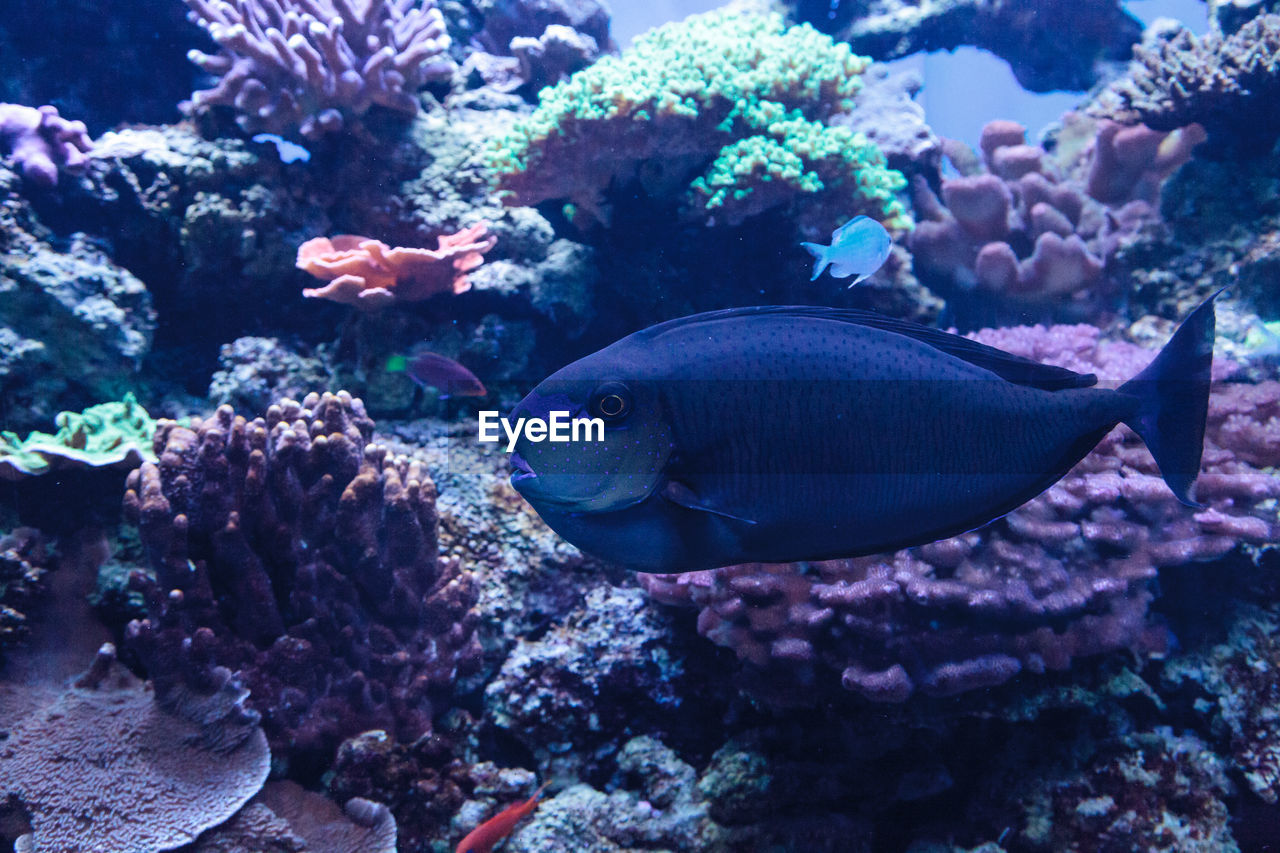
(661, 480, 758, 525)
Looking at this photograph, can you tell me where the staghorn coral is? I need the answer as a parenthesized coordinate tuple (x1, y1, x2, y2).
(0, 394, 155, 481)
(121, 391, 481, 774)
(641, 325, 1280, 704)
(486, 10, 909, 230)
(908, 118, 1194, 326)
(0, 644, 270, 853)
(0, 103, 92, 186)
(1091, 14, 1280, 153)
(296, 222, 497, 309)
(182, 0, 455, 138)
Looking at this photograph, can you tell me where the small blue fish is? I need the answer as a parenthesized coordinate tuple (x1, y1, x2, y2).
(250, 133, 311, 164)
(800, 215, 892, 286)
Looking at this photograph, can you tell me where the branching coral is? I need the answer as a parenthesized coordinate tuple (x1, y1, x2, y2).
(642, 327, 1280, 704)
(486, 11, 909, 230)
(0, 394, 155, 481)
(182, 0, 455, 138)
(1091, 14, 1280, 152)
(297, 222, 497, 309)
(122, 391, 481, 772)
(0, 103, 92, 186)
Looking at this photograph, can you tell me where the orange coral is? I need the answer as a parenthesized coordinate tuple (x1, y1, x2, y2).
(297, 222, 497, 310)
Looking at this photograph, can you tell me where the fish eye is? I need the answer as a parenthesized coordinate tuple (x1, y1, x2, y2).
(590, 382, 632, 421)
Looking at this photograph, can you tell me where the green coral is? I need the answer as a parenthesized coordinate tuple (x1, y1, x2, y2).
(0, 393, 156, 480)
(487, 10, 910, 230)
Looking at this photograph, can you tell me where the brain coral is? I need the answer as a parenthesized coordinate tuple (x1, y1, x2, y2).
(487, 10, 909, 230)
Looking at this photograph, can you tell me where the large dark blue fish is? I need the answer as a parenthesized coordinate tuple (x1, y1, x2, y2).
(508, 294, 1218, 573)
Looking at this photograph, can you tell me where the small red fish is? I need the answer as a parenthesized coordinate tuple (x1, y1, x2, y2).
(455, 784, 547, 853)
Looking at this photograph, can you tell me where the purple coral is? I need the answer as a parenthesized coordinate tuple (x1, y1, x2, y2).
(0, 103, 92, 186)
(122, 391, 481, 772)
(182, 0, 455, 138)
(641, 326, 1280, 704)
(909, 118, 1194, 323)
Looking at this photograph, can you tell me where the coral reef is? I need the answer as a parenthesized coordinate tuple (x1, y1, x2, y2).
(908, 117, 1195, 325)
(297, 222, 497, 309)
(485, 587, 686, 771)
(188, 781, 397, 853)
(1092, 14, 1280, 154)
(182, 0, 455, 138)
(121, 391, 481, 774)
(770, 0, 1142, 92)
(0, 529, 50, 654)
(0, 161, 155, 431)
(487, 10, 909, 230)
(0, 103, 92, 187)
(208, 336, 333, 413)
(642, 325, 1280, 704)
(0, 644, 269, 852)
(0, 394, 155, 481)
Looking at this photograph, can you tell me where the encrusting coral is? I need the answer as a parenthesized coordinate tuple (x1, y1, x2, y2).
(486, 10, 909, 230)
(122, 391, 482, 773)
(0, 644, 270, 853)
(181, 0, 455, 138)
(0, 103, 92, 186)
(297, 222, 498, 309)
(0, 394, 155, 481)
(0, 529, 50, 654)
(642, 325, 1280, 704)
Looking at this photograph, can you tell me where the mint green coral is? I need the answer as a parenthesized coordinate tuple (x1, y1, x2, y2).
(0, 393, 156, 480)
(487, 10, 911, 230)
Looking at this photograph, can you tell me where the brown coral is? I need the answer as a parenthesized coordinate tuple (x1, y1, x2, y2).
(297, 223, 497, 310)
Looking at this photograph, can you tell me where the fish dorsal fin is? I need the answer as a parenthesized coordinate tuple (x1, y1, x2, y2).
(637, 306, 1097, 391)
(832, 215, 870, 240)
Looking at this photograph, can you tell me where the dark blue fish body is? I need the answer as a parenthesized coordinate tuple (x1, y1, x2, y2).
(509, 297, 1218, 573)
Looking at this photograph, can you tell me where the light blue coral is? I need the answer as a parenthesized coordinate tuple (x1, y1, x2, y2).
(487, 10, 910, 229)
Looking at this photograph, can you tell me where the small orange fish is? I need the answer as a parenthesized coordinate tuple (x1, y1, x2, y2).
(455, 783, 547, 853)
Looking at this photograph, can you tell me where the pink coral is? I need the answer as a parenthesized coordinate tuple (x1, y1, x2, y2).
(297, 223, 497, 310)
(0, 103, 92, 187)
(641, 325, 1280, 704)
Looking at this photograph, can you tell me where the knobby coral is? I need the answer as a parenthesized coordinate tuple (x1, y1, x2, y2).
(1091, 14, 1280, 152)
(122, 391, 481, 772)
(642, 325, 1280, 704)
(0, 529, 50, 654)
(0, 103, 92, 186)
(909, 118, 1194, 324)
(486, 10, 909, 230)
(297, 223, 497, 310)
(182, 0, 454, 138)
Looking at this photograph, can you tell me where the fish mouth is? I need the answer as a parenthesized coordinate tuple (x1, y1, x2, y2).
(509, 451, 536, 483)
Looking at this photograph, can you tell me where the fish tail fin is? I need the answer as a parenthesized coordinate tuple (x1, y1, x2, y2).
(800, 242, 828, 281)
(1118, 288, 1223, 507)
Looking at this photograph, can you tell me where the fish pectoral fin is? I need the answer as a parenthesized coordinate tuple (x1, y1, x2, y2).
(660, 480, 759, 525)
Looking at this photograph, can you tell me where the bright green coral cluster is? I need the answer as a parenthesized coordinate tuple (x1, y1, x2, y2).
(0, 393, 156, 480)
(487, 11, 910, 229)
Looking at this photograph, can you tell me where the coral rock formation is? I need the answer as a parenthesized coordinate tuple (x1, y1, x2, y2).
(122, 391, 481, 772)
